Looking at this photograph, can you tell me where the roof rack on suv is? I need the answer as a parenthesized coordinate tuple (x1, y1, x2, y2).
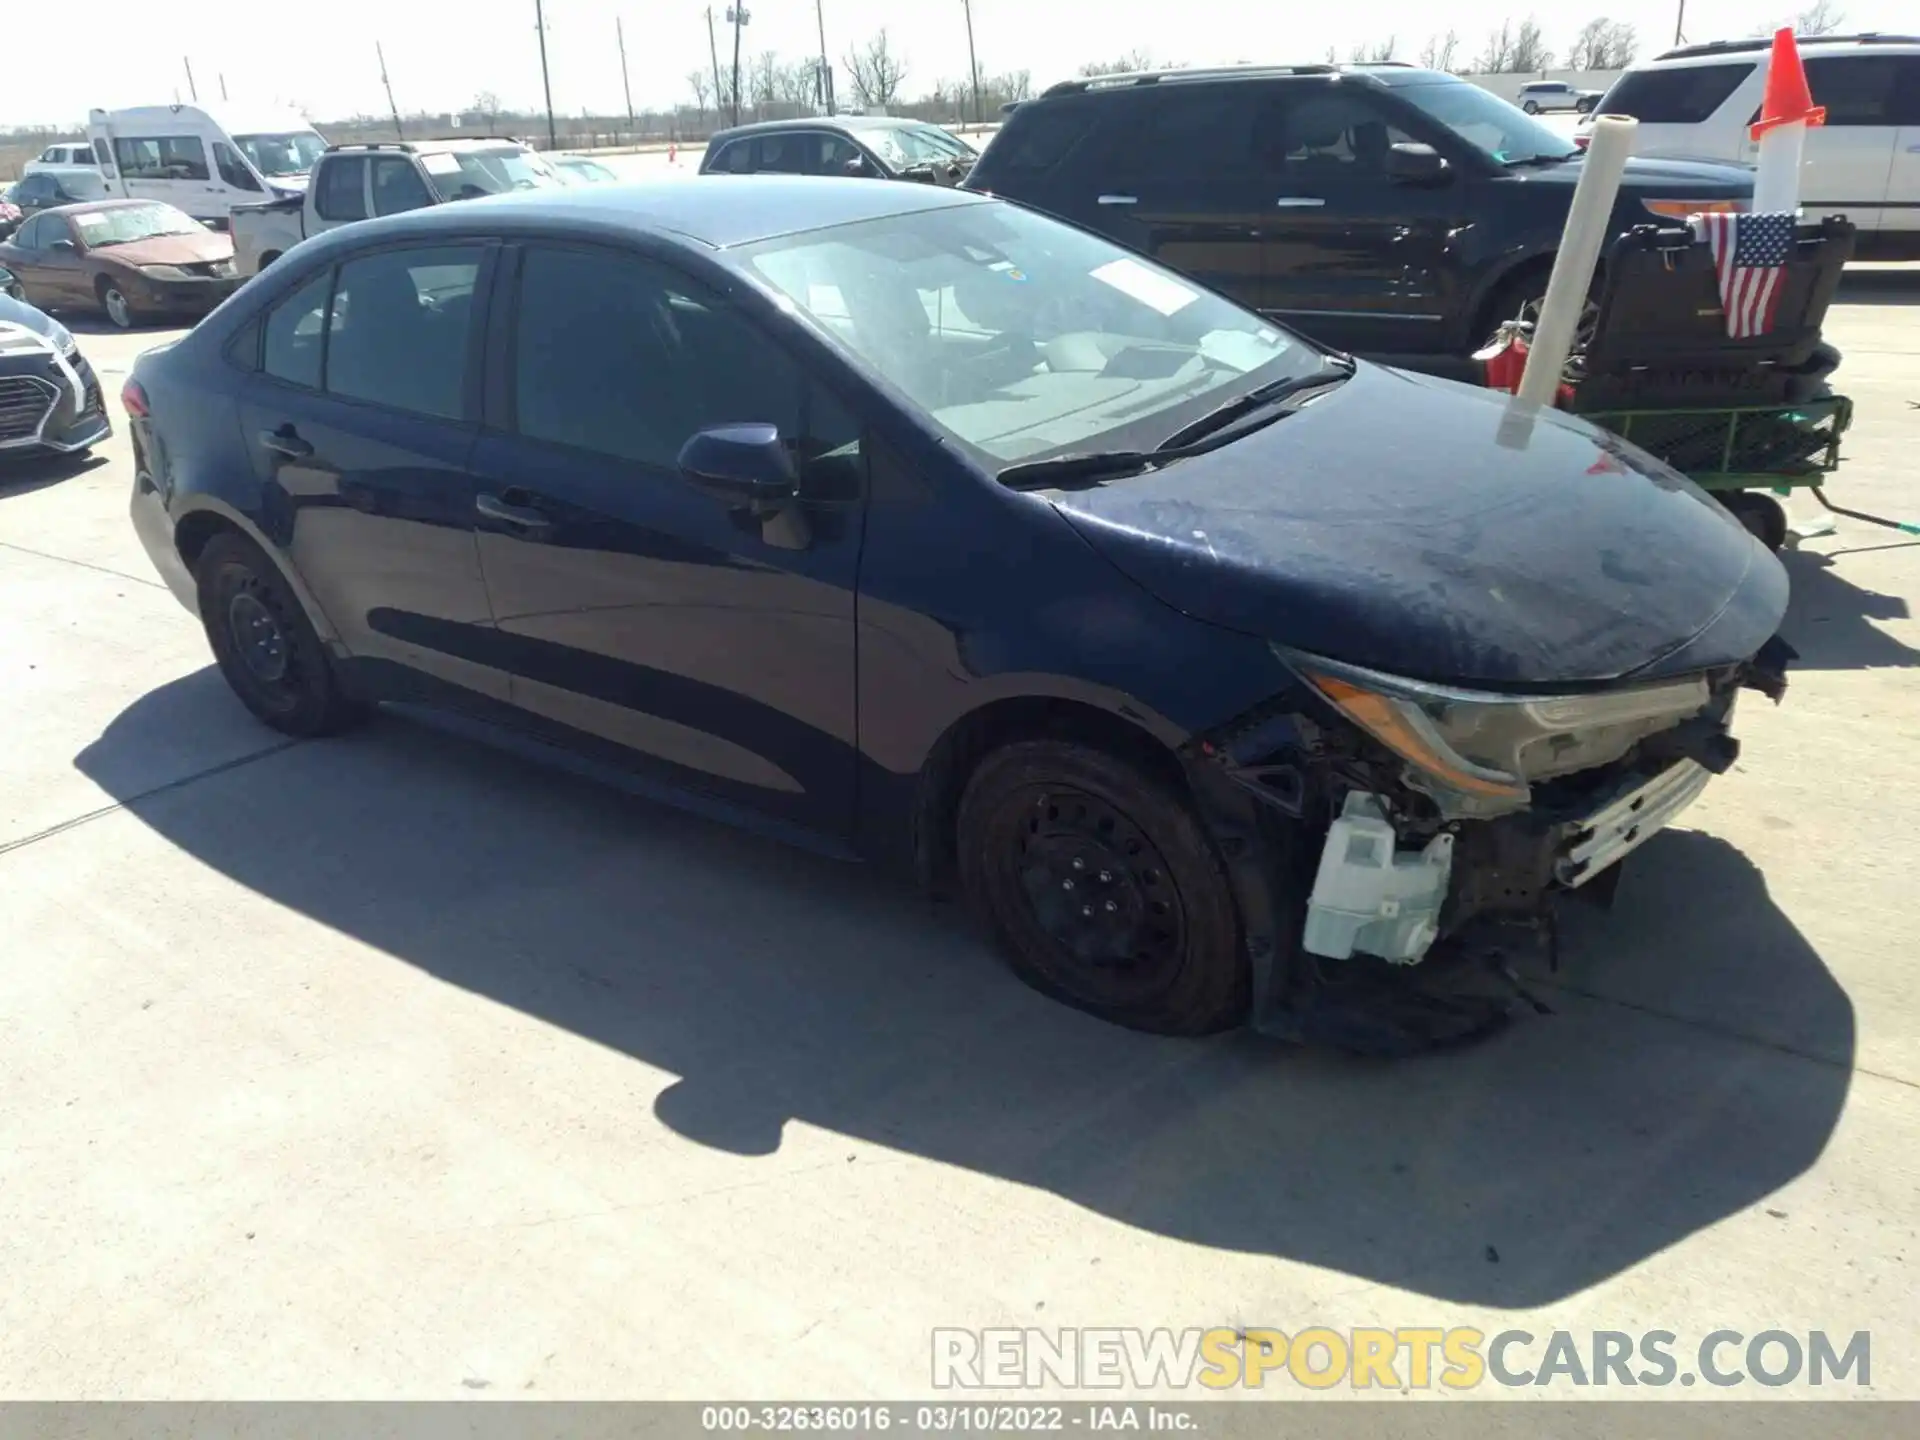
(1041, 63, 1336, 97)
(1654, 31, 1919, 60)
(324, 141, 417, 153)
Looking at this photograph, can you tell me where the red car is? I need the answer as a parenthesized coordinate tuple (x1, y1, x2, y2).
(0, 199, 241, 329)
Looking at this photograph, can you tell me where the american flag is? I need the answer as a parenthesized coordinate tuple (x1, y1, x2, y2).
(1692, 212, 1795, 339)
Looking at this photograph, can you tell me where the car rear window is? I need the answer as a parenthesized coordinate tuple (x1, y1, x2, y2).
(1596, 63, 1754, 124)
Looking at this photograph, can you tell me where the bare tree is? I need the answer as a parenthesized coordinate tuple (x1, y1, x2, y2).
(845, 29, 908, 109)
(1077, 49, 1160, 77)
(687, 69, 711, 123)
(472, 90, 503, 136)
(1350, 37, 1400, 63)
(751, 50, 780, 115)
(990, 69, 1032, 104)
(1567, 18, 1638, 69)
(1475, 21, 1517, 72)
(1510, 18, 1553, 71)
(1797, 0, 1846, 34)
(1420, 30, 1461, 71)
(1475, 17, 1554, 71)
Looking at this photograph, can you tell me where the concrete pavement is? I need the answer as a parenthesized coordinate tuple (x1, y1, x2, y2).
(0, 274, 1916, 1400)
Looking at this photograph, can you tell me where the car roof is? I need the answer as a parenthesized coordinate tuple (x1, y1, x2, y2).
(710, 115, 938, 141)
(302, 174, 989, 252)
(1029, 63, 1465, 102)
(33, 198, 169, 219)
(1642, 32, 1920, 66)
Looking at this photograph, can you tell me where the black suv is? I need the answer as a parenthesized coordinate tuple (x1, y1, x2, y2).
(968, 64, 1754, 365)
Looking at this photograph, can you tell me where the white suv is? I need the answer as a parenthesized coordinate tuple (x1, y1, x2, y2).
(1593, 33, 1920, 259)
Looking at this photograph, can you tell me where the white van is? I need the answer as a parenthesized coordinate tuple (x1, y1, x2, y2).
(1593, 33, 1920, 260)
(85, 104, 329, 225)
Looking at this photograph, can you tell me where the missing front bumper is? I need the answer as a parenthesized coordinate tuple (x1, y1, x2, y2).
(1302, 759, 1713, 965)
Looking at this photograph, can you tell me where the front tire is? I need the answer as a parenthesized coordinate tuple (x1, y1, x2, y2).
(97, 277, 136, 329)
(195, 531, 366, 736)
(956, 741, 1249, 1035)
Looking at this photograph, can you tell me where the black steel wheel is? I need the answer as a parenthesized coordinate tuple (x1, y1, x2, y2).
(195, 531, 366, 736)
(956, 741, 1248, 1035)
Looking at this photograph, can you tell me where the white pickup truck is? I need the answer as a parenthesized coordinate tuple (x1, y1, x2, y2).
(230, 138, 566, 275)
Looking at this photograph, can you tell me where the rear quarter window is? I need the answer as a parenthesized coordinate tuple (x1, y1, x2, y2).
(1597, 63, 1755, 124)
(976, 101, 1107, 181)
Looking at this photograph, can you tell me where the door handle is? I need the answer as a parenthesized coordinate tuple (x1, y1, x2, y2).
(476, 491, 553, 531)
(259, 425, 312, 458)
(1275, 197, 1327, 208)
(1097, 194, 1138, 206)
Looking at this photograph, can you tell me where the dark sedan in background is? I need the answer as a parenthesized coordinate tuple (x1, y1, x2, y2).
(0, 288, 110, 461)
(5, 167, 110, 218)
(702, 115, 977, 185)
(0, 200, 240, 329)
(121, 179, 1788, 1048)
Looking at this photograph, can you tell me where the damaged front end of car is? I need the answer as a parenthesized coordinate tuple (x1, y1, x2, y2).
(1180, 635, 1796, 1055)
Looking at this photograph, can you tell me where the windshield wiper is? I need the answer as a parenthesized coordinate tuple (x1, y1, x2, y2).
(1503, 152, 1581, 167)
(996, 359, 1357, 492)
(1153, 358, 1356, 451)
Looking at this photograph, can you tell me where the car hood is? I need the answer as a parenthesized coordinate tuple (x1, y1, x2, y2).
(1044, 364, 1787, 688)
(91, 231, 234, 267)
(1521, 153, 1754, 197)
(0, 291, 59, 337)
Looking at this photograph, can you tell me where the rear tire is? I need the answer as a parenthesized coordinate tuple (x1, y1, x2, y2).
(1522, 100, 1541, 114)
(195, 531, 367, 737)
(955, 740, 1249, 1035)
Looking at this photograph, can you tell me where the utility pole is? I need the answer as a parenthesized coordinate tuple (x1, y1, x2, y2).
(726, 6, 751, 126)
(961, 0, 982, 125)
(183, 58, 199, 103)
(815, 0, 834, 114)
(617, 17, 636, 137)
(220, 73, 229, 101)
(706, 8, 725, 128)
(533, 0, 558, 150)
(1673, 0, 1686, 47)
(376, 43, 404, 140)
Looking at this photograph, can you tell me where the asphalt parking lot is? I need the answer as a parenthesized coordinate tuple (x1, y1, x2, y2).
(1, 262, 1917, 1400)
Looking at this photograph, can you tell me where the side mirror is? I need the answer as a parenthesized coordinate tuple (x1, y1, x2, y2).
(842, 155, 868, 177)
(1386, 142, 1451, 186)
(49, 238, 78, 253)
(678, 423, 797, 509)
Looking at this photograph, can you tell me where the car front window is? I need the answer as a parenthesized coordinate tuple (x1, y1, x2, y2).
(741, 200, 1319, 467)
(231, 131, 327, 178)
(1397, 79, 1576, 164)
(69, 203, 203, 247)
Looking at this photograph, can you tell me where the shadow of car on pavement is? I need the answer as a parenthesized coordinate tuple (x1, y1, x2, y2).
(74, 670, 1854, 1308)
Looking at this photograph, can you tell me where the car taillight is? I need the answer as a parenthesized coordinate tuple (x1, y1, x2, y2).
(121, 378, 150, 418)
(1574, 135, 1591, 151)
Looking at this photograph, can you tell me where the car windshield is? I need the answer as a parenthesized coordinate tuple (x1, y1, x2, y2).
(70, 202, 203, 247)
(866, 124, 976, 168)
(740, 200, 1321, 467)
(232, 130, 328, 178)
(557, 158, 616, 183)
(1397, 79, 1577, 164)
(421, 147, 564, 200)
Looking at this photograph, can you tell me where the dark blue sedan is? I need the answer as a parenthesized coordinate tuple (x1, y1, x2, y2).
(124, 178, 1789, 1047)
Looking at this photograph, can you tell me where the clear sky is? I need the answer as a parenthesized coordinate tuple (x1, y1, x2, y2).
(7, 0, 1909, 127)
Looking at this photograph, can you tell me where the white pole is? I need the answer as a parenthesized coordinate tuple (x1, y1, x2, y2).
(1751, 121, 1805, 215)
(1516, 114, 1638, 409)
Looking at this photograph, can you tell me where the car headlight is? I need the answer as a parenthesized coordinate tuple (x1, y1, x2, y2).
(49, 322, 78, 357)
(137, 264, 192, 280)
(210, 259, 237, 278)
(1278, 647, 1711, 803)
